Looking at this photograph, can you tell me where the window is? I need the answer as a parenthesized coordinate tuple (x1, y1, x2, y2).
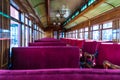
(93, 25, 99, 30)
(75, 30, 78, 39)
(72, 31, 76, 38)
(84, 32, 88, 39)
(81, 4, 87, 11)
(21, 25, 25, 46)
(84, 27, 88, 39)
(93, 31, 99, 40)
(29, 20, 32, 27)
(88, 0, 96, 6)
(21, 13, 24, 23)
(10, 6, 19, 20)
(102, 29, 112, 41)
(102, 22, 112, 41)
(79, 29, 84, 39)
(103, 22, 112, 29)
(72, 15, 75, 19)
(112, 30, 117, 40)
(25, 26, 29, 46)
(10, 20, 20, 47)
(25, 17, 28, 25)
(75, 11, 79, 16)
(92, 25, 99, 40)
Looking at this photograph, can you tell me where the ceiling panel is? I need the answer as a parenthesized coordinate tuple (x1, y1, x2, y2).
(35, 5, 46, 17)
(65, 17, 87, 29)
(29, 0, 44, 7)
(29, 0, 47, 28)
(84, 3, 113, 18)
(106, 0, 120, 7)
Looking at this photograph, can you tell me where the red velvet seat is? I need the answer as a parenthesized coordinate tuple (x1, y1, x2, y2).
(28, 42, 66, 46)
(35, 38, 60, 42)
(12, 46, 80, 69)
(1, 69, 120, 80)
(96, 43, 120, 68)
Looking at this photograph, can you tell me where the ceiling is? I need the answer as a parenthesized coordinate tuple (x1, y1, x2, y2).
(13, 0, 120, 31)
(13, 0, 85, 30)
(28, 0, 85, 29)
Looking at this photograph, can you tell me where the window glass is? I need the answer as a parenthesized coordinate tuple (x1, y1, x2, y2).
(103, 22, 112, 29)
(112, 30, 117, 40)
(80, 33, 83, 39)
(81, 29, 84, 32)
(29, 20, 32, 26)
(72, 15, 75, 19)
(22, 25, 25, 46)
(84, 32, 88, 39)
(93, 25, 99, 30)
(93, 31, 99, 40)
(10, 20, 20, 48)
(10, 6, 19, 20)
(75, 30, 78, 38)
(25, 18, 28, 25)
(102, 29, 112, 41)
(75, 11, 79, 16)
(81, 4, 87, 11)
(25, 26, 29, 46)
(85, 27, 88, 31)
(88, 0, 95, 6)
(21, 13, 24, 23)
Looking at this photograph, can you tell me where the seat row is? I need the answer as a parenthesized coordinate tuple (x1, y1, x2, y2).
(2, 38, 120, 80)
(60, 38, 120, 69)
(1, 68, 120, 80)
(13, 37, 120, 69)
(12, 38, 80, 69)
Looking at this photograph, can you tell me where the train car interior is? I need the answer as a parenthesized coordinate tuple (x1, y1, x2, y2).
(0, 0, 120, 80)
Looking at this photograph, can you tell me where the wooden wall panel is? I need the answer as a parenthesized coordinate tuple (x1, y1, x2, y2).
(44, 30, 53, 38)
(0, 0, 10, 69)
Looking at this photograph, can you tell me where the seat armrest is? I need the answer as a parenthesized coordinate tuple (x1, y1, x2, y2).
(103, 60, 120, 69)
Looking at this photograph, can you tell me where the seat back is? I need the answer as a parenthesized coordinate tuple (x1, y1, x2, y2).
(12, 46, 80, 69)
(96, 43, 120, 68)
(28, 42, 66, 46)
(76, 40, 85, 49)
(82, 41, 99, 54)
(35, 38, 60, 42)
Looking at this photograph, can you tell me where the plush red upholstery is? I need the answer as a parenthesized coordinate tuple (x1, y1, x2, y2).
(28, 42, 66, 46)
(82, 41, 99, 54)
(96, 43, 120, 68)
(12, 46, 80, 69)
(35, 38, 60, 42)
(76, 40, 85, 48)
(69, 39, 77, 46)
(60, 38, 84, 47)
(1, 68, 120, 80)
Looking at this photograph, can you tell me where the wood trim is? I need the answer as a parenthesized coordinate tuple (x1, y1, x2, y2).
(69, 6, 120, 31)
(45, 0, 50, 26)
(65, 0, 105, 26)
